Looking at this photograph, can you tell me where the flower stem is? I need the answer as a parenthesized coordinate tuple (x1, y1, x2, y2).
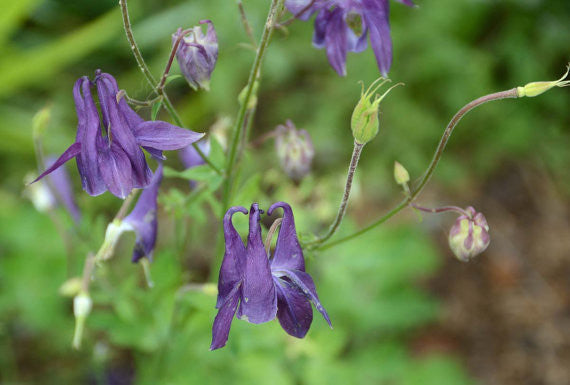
(316, 88, 519, 250)
(118, 0, 221, 174)
(306, 141, 364, 247)
(222, 0, 284, 212)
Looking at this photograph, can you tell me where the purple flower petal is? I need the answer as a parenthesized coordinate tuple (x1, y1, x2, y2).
(216, 206, 248, 309)
(134, 121, 204, 151)
(30, 142, 81, 184)
(98, 143, 133, 199)
(362, 0, 392, 77)
(124, 163, 163, 262)
(96, 74, 152, 189)
(285, 0, 320, 21)
(325, 8, 349, 76)
(274, 277, 313, 338)
(277, 269, 332, 328)
(179, 140, 210, 169)
(267, 202, 305, 271)
(313, 8, 332, 49)
(210, 283, 241, 350)
(238, 203, 277, 324)
(142, 147, 166, 161)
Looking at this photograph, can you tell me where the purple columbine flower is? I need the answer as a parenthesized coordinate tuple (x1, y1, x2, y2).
(285, 0, 414, 76)
(173, 20, 218, 91)
(211, 202, 331, 350)
(123, 163, 163, 263)
(31, 71, 203, 199)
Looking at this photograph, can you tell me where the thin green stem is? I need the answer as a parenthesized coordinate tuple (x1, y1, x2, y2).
(118, 0, 221, 174)
(222, 0, 284, 211)
(306, 141, 364, 247)
(316, 88, 520, 250)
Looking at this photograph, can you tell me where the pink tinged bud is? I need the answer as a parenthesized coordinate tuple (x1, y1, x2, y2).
(275, 120, 315, 182)
(448, 206, 490, 262)
(173, 20, 218, 91)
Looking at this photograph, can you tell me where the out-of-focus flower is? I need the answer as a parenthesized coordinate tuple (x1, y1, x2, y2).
(448, 206, 490, 262)
(211, 202, 331, 350)
(275, 120, 314, 182)
(23, 172, 56, 213)
(173, 20, 218, 91)
(285, 0, 414, 76)
(44, 156, 81, 223)
(123, 163, 163, 263)
(179, 139, 211, 189)
(31, 71, 203, 199)
(72, 290, 92, 349)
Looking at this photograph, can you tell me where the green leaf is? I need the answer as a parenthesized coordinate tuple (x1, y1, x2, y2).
(163, 165, 216, 182)
(165, 74, 183, 86)
(208, 136, 226, 170)
(151, 99, 163, 121)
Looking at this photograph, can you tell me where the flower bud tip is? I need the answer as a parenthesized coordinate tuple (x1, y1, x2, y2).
(394, 161, 410, 185)
(517, 63, 570, 97)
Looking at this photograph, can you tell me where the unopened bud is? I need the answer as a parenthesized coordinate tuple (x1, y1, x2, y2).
(275, 120, 315, 182)
(173, 20, 218, 91)
(448, 206, 490, 262)
(517, 64, 570, 97)
(59, 277, 82, 297)
(238, 80, 259, 110)
(23, 172, 56, 213)
(393, 161, 410, 185)
(72, 291, 92, 349)
(32, 107, 51, 139)
(351, 78, 402, 144)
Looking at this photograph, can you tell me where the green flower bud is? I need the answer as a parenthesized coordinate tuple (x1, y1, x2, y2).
(32, 107, 51, 139)
(96, 219, 130, 261)
(351, 78, 402, 144)
(448, 206, 490, 262)
(59, 277, 83, 297)
(393, 161, 410, 185)
(517, 64, 570, 97)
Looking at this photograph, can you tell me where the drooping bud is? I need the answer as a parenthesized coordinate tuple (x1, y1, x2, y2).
(393, 161, 410, 185)
(72, 291, 92, 349)
(351, 78, 402, 144)
(96, 219, 130, 262)
(173, 20, 218, 91)
(275, 120, 315, 182)
(448, 206, 490, 262)
(517, 64, 570, 97)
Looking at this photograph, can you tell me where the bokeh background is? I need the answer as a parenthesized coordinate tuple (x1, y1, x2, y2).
(1, 0, 569, 384)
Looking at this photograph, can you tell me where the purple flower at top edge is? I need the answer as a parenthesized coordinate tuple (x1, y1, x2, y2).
(45, 155, 81, 224)
(123, 163, 163, 263)
(31, 71, 204, 199)
(211, 202, 331, 350)
(173, 20, 218, 91)
(285, 0, 414, 76)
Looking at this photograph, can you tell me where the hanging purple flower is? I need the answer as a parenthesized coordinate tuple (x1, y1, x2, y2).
(211, 202, 331, 350)
(31, 71, 203, 199)
(285, 0, 414, 76)
(123, 163, 163, 263)
(173, 20, 218, 91)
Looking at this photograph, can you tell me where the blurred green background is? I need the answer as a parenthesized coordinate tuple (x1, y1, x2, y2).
(1, 0, 569, 384)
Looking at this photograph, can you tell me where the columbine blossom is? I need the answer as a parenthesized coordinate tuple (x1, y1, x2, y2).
(123, 163, 163, 262)
(173, 20, 218, 91)
(32, 71, 203, 199)
(211, 202, 331, 350)
(285, 0, 414, 76)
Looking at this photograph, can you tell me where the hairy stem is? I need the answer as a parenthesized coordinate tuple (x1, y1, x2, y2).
(118, 0, 220, 174)
(307, 141, 364, 247)
(222, 0, 284, 212)
(317, 88, 519, 250)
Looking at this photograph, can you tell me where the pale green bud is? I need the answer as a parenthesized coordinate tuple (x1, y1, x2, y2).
(96, 219, 130, 261)
(351, 78, 402, 144)
(393, 161, 410, 185)
(238, 80, 259, 110)
(23, 172, 56, 213)
(32, 106, 51, 139)
(59, 277, 83, 297)
(517, 64, 570, 97)
(72, 291, 92, 349)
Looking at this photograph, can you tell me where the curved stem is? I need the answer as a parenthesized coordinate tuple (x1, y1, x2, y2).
(119, 0, 221, 174)
(316, 88, 519, 250)
(306, 141, 364, 247)
(410, 203, 470, 217)
(222, 0, 284, 211)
